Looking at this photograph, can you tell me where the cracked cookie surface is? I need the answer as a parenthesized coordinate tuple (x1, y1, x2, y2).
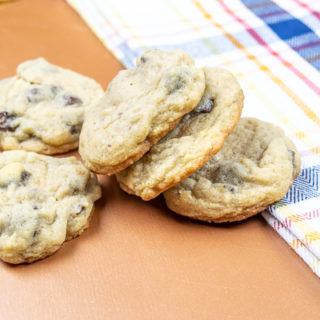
(116, 67, 243, 200)
(0, 58, 103, 154)
(0, 150, 101, 264)
(164, 118, 301, 223)
(79, 49, 205, 175)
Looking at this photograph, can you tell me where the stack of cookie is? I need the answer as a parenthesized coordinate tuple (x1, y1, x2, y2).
(0, 58, 103, 263)
(0, 50, 300, 264)
(80, 49, 300, 223)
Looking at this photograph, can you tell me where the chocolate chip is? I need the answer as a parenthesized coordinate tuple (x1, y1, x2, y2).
(51, 85, 61, 95)
(30, 88, 39, 94)
(32, 229, 39, 238)
(288, 150, 295, 164)
(165, 74, 186, 94)
(224, 184, 235, 193)
(212, 164, 243, 186)
(26, 87, 41, 103)
(20, 171, 31, 184)
(140, 56, 147, 63)
(63, 94, 82, 106)
(288, 149, 297, 176)
(33, 205, 39, 210)
(0, 169, 31, 188)
(73, 204, 85, 215)
(194, 97, 214, 114)
(70, 125, 81, 135)
(0, 111, 17, 132)
(72, 187, 80, 195)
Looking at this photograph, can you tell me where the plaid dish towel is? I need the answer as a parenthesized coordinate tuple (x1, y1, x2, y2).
(67, 0, 320, 277)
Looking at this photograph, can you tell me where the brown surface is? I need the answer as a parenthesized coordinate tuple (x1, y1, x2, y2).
(0, 0, 319, 319)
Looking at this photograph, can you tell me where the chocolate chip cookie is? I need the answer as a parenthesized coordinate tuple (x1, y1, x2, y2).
(0, 58, 103, 154)
(164, 118, 301, 223)
(116, 67, 244, 200)
(0, 150, 101, 264)
(79, 49, 205, 175)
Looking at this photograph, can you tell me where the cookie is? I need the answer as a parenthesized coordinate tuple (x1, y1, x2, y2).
(116, 67, 244, 200)
(0, 58, 103, 154)
(79, 49, 205, 175)
(0, 150, 101, 264)
(164, 118, 301, 223)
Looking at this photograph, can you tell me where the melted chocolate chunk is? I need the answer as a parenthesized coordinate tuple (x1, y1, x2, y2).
(21, 171, 31, 184)
(0, 170, 31, 188)
(0, 111, 17, 132)
(288, 149, 297, 177)
(165, 74, 186, 94)
(224, 184, 235, 193)
(288, 150, 295, 166)
(72, 187, 80, 195)
(30, 88, 39, 95)
(74, 204, 85, 215)
(26, 87, 41, 103)
(70, 125, 81, 135)
(63, 94, 82, 106)
(50, 85, 61, 95)
(32, 228, 39, 238)
(212, 164, 243, 186)
(194, 97, 214, 114)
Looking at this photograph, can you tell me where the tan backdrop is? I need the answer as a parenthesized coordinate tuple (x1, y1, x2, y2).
(0, 0, 319, 319)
